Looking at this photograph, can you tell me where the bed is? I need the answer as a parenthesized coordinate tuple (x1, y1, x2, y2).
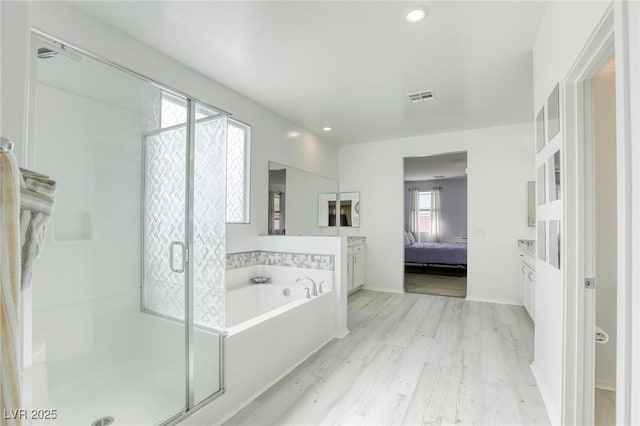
(404, 242, 467, 266)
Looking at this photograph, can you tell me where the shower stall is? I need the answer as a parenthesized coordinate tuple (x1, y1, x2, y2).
(29, 34, 228, 425)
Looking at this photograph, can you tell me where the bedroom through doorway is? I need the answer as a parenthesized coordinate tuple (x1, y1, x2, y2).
(403, 152, 468, 297)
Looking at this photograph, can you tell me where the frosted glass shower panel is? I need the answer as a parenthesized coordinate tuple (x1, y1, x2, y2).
(193, 114, 228, 331)
(143, 127, 188, 321)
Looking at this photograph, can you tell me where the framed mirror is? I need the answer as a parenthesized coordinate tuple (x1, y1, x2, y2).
(338, 192, 360, 228)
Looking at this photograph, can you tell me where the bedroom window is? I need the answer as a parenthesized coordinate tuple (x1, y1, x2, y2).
(418, 191, 432, 241)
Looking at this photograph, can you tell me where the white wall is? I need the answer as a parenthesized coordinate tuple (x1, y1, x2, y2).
(338, 122, 535, 302)
(28, 2, 339, 254)
(29, 82, 143, 399)
(593, 56, 617, 391)
(531, 3, 611, 425)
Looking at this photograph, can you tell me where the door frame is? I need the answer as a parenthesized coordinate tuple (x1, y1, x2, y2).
(562, 4, 636, 425)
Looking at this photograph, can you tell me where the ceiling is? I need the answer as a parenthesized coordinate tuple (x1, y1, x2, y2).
(404, 152, 468, 180)
(73, 1, 547, 145)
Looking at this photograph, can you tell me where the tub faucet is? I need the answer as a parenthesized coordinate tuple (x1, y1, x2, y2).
(297, 276, 318, 296)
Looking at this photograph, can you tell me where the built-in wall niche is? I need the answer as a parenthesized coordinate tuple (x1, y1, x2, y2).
(548, 150, 561, 202)
(537, 221, 546, 261)
(547, 83, 560, 141)
(536, 107, 545, 152)
(537, 164, 546, 206)
(549, 219, 561, 269)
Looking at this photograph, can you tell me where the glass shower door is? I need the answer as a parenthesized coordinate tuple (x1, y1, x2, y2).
(191, 103, 228, 406)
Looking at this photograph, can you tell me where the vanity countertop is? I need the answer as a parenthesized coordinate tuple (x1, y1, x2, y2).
(518, 239, 535, 257)
(348, 236, 366, 246)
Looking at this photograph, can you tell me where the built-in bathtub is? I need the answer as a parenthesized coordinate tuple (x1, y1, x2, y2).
(182, 265, 340, 425)
(226, 283, 316, 334)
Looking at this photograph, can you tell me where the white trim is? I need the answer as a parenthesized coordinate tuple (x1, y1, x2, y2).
(464, 296, 521, 306)
(363, 286, 405, 294)
(333, 329, 350, 339)
(531, 362, 561, 426)
(561, 4, 638, 426)
(561, 8, 614, 424)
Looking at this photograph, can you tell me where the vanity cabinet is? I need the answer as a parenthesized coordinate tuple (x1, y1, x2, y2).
(518, 240, 535, 321)
(347, 237, 366, 294)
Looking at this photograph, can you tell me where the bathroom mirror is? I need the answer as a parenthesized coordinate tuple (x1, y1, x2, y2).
(267, 161, 338, 236)
(318, 191, 360, 228)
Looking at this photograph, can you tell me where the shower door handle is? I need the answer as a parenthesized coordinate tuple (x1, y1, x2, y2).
(169, 241, 186, 273)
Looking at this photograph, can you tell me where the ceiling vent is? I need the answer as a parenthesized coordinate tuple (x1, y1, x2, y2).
(408, 90, 435, 103)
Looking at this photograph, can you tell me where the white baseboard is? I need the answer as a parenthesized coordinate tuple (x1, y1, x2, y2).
(595, 379, 616, 392)
(334, 328, 350, 339)
(530, 362, 561, 426)
(465, 296, 522, 306)
(218, 335, 335, 425)
(362, 285, 405, 294)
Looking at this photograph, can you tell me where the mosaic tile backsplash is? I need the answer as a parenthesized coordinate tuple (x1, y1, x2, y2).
(227, 250, 334, 271)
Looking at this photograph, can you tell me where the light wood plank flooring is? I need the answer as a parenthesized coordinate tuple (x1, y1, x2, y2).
(225, 290, 550, 425)
(404, 273, 467, 298)
(595, 389, 615, 426)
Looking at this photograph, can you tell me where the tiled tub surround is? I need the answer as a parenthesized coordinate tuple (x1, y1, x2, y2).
(225, 265, 333, 334)
(227, 250, 334, 271)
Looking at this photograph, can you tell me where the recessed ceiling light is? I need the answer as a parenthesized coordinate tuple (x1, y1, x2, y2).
(287, 131, 300, 138)
(406, 9, 427, 23)
(322, 126, 332, 132)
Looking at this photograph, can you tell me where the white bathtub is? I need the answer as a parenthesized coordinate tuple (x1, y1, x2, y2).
(226, 283, 322, 334)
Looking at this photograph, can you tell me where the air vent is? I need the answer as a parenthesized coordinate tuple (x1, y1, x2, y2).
(408, 90, 435, 103)
(434, 175, 445, 179)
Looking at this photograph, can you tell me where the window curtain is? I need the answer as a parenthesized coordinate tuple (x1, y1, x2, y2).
(408, 187, 420, 239)
(431, 187, 442, 242)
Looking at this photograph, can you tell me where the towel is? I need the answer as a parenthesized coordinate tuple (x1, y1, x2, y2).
(0, 149, 23, 426)
(18, 167, 56, 290)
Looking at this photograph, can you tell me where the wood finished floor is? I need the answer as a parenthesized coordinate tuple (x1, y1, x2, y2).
(225, 290, 551, 426)
(595, 389, 615, 426)
(404, 273, 467, 298)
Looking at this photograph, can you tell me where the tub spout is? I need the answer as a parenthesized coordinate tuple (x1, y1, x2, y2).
(296, 276, 318, 296)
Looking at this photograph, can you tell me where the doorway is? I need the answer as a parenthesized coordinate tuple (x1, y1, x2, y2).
(402, 152, 468, 297)
(590, 54, 618, 426)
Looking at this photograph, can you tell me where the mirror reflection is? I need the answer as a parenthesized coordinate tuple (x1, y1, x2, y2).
(318, 192, 360, 228)
(267, 161, 338, 236)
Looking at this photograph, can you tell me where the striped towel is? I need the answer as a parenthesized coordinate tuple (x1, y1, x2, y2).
(0, 150, 23, 426)
(19, 168, 56, 290)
